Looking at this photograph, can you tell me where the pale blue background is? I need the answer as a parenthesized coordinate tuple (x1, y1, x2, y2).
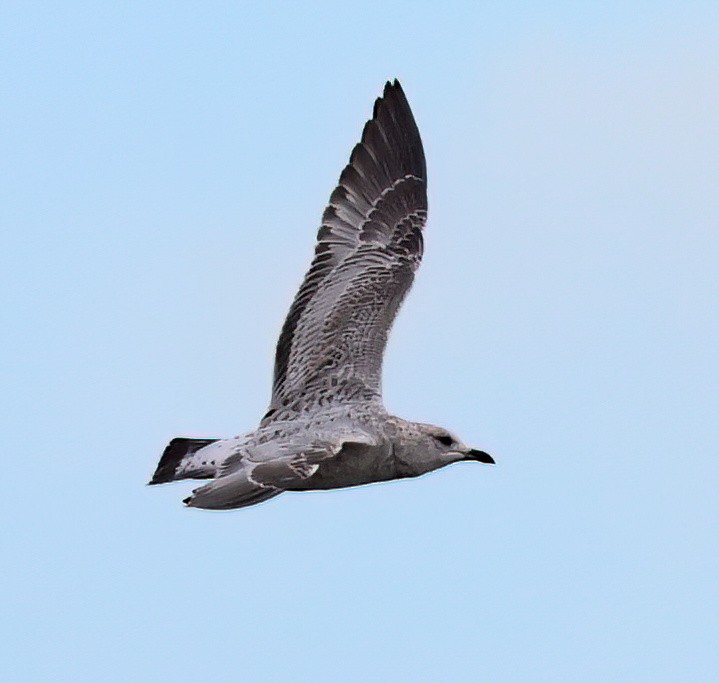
(2, 2, 718, 681)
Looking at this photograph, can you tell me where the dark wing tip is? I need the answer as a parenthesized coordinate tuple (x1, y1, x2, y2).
(374, 78, 410, 121)
(382, 78, 404, 95)
(388, 78, 405, 97)
(367, 79, 426, 185)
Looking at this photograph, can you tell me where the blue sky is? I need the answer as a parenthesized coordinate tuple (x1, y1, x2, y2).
(2, 2, 718, 681)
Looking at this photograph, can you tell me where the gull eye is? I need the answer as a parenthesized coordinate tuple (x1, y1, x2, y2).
(434, 434, 454, 447)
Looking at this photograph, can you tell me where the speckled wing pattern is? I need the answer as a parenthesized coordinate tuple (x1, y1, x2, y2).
(264, 80, 427, 422)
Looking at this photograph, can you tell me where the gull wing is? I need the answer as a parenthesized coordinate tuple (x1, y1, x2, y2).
(265, 80, 427, 420)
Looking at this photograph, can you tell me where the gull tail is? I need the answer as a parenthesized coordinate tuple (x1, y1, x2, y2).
(148, 437, 221, 485)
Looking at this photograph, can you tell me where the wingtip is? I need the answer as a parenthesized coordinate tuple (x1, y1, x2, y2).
(382, 78, 404, 99)
(374, 78, 410, 121)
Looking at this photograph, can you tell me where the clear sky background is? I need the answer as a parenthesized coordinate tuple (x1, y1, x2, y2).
(2, 2, 718, 681)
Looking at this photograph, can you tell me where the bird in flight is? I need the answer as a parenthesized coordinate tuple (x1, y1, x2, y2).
(149, 80, 494, 510)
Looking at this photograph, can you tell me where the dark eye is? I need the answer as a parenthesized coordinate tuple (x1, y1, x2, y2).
(434, 434, 454, 447)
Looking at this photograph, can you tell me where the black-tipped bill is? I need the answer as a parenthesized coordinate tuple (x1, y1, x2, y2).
(465, 449, 495, 464)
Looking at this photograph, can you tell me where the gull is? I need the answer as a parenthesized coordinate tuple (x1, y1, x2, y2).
(149, 80, 494, 510)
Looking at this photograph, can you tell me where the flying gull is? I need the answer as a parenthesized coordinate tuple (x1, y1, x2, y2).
(149, 80, 494, 510)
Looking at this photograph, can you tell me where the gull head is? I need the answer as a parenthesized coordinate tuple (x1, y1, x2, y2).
(394, 422, 495, 477)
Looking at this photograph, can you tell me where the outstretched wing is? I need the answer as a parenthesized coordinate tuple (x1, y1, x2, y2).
(266, 80, 427, 420)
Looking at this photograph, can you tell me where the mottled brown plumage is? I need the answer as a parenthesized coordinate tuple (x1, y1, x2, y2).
(149, 80, 493, 511)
